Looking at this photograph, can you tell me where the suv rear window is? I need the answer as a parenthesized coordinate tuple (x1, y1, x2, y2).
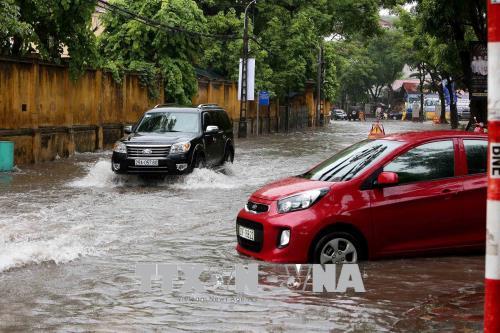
(464, 139, 487, 174)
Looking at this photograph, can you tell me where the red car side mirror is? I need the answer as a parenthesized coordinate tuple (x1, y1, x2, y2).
(377, 171, 399, 187)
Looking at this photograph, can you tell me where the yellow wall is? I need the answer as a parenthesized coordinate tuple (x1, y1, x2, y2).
(0, 57, 162, 165)
(192, 79, 326, 132)
(1, 57, 329, 164)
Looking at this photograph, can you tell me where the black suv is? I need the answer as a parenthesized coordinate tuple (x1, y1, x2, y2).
(111, 104, 234, 174)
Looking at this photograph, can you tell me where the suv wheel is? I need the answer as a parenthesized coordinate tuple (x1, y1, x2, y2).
(222, 147, 234, 164)
(193, 153, 206, 169)
(313, 232, 360, 264)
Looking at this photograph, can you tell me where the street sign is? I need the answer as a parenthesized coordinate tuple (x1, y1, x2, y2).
(259, 91, 270, 106)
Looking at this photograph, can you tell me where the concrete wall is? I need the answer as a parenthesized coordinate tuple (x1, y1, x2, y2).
(0, 56, 162, 165)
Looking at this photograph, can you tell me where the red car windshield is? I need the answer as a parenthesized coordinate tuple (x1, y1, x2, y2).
(301, 139, 404, 182)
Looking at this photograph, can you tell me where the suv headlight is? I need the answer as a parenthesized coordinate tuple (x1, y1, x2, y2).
(170, 142, 191, 154)
(277, 188, 329, 214)
(113, 142, 127, 154)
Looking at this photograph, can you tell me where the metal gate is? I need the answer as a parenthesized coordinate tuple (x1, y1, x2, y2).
(278, 105, 309, 132)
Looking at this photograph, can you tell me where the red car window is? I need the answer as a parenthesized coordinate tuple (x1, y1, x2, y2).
(383, 140, 455, 184)
(463, 139, 488, 174)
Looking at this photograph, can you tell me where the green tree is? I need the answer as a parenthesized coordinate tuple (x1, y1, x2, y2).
(99, 0, 207, 104)
(199, 0, 380, 102)
(0, 0, 31, 54)
(327, 28, 406, 107)
(389, 0, 487, 127)
(7, 0, 99, 77)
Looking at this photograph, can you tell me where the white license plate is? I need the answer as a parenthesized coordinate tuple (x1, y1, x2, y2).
(238, 225, 255, 241)
(134, 159, 159, 166)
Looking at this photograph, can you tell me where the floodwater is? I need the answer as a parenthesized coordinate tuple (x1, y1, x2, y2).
(0, 121, 484, 332)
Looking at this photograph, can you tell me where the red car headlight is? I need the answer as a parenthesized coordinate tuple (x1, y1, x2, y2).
(277, 188, 329, 214)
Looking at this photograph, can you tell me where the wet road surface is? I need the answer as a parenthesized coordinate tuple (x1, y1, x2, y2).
(0, 121, 484, 332)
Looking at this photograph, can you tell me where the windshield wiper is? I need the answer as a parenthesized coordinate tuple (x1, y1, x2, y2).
(340, 146, 387, 181)
(318, 146, 382, 181)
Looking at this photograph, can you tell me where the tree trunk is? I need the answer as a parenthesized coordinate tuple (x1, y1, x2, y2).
(446, 79, 459, 129)
(449, 19, 487, 124)
(438, 86, 447, 124)
(11, 36, 23, 55)
(428, 69, 447, 124)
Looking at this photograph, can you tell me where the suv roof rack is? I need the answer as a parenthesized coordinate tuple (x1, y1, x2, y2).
(153, 103, 180, 108)
(197, 103, 221, 109)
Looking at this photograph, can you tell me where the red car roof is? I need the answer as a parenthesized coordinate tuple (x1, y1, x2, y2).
(381, 130, 487, 143)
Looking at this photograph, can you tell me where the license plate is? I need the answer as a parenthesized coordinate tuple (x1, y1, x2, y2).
(238, 225, 255, 241)
(134, 159, 159, 166)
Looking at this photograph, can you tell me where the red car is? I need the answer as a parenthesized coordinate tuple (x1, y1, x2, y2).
(236, 131, 488, 263)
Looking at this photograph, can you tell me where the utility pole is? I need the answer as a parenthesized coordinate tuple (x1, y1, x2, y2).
(485, 1, 500, 332)
(315, 43, 324, 127)
(238, 0, 256, 138)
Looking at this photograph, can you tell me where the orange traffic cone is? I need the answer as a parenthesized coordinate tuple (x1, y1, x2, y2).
(368, 121, 385, 139)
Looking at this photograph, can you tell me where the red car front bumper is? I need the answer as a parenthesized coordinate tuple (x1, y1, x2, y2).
(235, 198, 321, 263)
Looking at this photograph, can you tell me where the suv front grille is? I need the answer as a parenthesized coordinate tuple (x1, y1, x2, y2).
(245, 201, 269, 214)
(237, 217, 264, 253)
(126, 145, 171, 158)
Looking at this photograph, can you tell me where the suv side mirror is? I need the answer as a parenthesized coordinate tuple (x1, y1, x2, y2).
(376, 171, 399, 187)
(124, 125, 133, 134)
(205, 125, 219, 134)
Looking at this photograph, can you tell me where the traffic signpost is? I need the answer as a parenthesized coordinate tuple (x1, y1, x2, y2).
(256, 91, 269, 136)
(485, 1, 500, 332)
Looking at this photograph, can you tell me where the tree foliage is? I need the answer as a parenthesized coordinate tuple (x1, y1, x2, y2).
(0, 0, 31, 52)
(99, 0, 206, 103)
(2, 0, 99, 77)
(327, 28, 406, 105)
(391, 0, 487, 126)
(197, 0, 381, 100)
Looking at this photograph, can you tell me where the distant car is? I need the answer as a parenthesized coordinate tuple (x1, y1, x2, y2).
(347, 108, 359, 121)
(331, 109, 347, 120)
(388, 110, 403, 120)
(111, 104, 234, 175)
(236, 131, 487, 263)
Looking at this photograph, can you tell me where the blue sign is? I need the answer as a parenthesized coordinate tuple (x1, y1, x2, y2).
(259, 91, 270, 106)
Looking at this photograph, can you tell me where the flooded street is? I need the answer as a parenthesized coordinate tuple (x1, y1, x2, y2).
(0, 121, 484, 332)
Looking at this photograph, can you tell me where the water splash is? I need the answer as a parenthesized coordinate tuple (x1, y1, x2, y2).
(172, 167, 241, 190)
(68, 160, 129, 188)
(0, 235, 97, 273)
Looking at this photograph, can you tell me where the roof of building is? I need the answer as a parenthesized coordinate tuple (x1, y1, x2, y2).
(392, 79, 420, 93)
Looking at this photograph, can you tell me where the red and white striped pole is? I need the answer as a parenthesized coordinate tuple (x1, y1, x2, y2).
(485, 1, 500, 332)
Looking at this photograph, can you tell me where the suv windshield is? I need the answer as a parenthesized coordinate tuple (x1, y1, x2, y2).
(300, 139, 404, 182)
(136, 112, 200, 133)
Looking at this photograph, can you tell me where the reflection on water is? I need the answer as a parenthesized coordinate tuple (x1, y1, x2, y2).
(0, 173, 13, 185)
(0, 121, 483, 332)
